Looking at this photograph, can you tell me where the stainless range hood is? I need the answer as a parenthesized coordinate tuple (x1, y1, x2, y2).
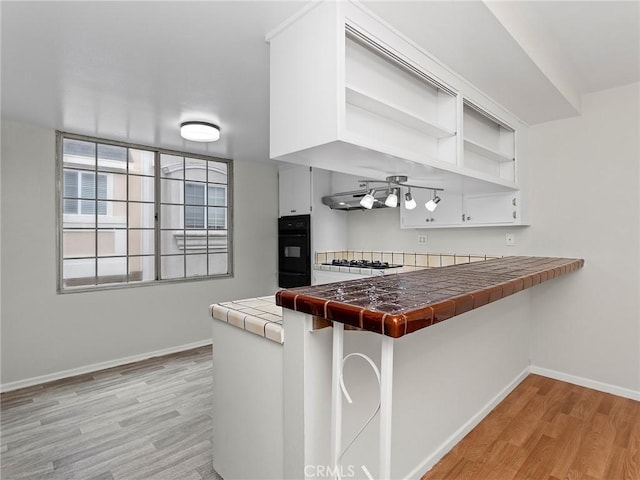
(321, 189, 391, 211)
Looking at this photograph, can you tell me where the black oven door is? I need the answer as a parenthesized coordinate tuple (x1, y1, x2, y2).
(278, 215, 311, 288)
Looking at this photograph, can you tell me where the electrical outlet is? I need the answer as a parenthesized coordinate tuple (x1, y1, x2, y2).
(418, 234, 427, 245)
(505, 232, 516, 246)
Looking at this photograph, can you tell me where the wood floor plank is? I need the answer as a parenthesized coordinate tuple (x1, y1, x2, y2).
(620, 404, 640, 480)
(547, 412, 588, 479)
(568, 412, 616, 478)
(611, 395, 637, 449)
(514, 433, 557, 479)
(422, 375, 640, 480)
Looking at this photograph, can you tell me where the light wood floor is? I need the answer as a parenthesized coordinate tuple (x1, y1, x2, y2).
(1, 346, 222, 480)
(422, 374, 640, 480)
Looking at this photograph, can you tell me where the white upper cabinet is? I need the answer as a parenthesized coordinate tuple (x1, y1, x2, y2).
(278, 165, 312, 217)
(268, 0, 528, 227)
(462, 192, 520, 226)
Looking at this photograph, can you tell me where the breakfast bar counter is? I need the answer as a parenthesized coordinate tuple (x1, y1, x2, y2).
(276, 256, 584, 338)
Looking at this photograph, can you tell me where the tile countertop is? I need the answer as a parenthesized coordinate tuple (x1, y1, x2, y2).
(314, 252, 504, 275)
(276, 256, 585, 339)
(210, 296, 284, 344)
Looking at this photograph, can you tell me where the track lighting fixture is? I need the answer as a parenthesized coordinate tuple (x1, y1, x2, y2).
(335, 176, 443, 212)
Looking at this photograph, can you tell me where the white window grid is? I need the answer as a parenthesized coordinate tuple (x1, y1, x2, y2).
(57, 132, 233, 292)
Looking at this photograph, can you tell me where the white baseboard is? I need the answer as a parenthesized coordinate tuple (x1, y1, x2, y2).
(404, 366, 530, 480)
(0, 339, 213, 393)
(530, 365, 640, 401)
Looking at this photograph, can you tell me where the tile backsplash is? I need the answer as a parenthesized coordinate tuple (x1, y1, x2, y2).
(315, 250, 502, 267)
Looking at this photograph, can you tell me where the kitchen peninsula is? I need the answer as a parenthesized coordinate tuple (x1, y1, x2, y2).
(278, 256, 583, 338)
(210, 256, 583, 479)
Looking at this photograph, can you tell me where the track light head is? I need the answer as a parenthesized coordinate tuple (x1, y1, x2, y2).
(404, 191, 416, 210)
(384, 189, 398, 208)
(360, 190, 376, 209)
(425, 195, 441, 212)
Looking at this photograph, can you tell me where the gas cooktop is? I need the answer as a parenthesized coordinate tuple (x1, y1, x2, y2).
(322, 259, 403, 270)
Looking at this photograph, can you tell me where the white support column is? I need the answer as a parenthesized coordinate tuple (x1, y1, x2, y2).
(379, 336, 394, 480)
(330, 322, 345, 477)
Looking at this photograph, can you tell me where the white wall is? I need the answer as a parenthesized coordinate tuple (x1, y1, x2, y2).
(344, 83, 640, 395)
(311, 168, 348, 253)
(527, 83, 640, 393)
(0, 120, 279, 388)
(347, 207, 533, 256)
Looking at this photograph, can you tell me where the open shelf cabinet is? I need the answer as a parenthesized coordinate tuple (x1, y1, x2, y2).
(344, 30, 458, 167)
(463, 101, 516, 184)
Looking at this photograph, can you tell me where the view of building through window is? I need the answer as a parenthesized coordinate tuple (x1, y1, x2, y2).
(59, 133, 231, 290)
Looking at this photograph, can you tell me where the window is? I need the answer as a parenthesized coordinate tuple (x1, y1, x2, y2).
(63, 170, 108, 215)
(58, 132, 232, 291)
(184, 183, 227, 229)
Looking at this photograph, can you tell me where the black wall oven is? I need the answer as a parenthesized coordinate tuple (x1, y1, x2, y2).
(278, 215, 311, 288)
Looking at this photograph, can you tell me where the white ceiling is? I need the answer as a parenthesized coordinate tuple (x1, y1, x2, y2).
(2, 1, 638, 162)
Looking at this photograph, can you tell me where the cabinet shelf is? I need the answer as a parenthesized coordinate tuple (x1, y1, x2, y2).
(345, 85, 456, 139)
(463, 138, 514, 163)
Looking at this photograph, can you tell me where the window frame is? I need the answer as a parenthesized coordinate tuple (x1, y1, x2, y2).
(56, 131, 234, 293)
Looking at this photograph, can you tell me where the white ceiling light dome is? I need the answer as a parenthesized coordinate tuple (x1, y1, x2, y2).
(180, 121, 220, 142)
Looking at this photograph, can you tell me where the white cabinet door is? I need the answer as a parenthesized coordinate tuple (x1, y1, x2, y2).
(279, 165, 312, 217)
(400, 188, 462, 228)
(462, 192, 519, 225)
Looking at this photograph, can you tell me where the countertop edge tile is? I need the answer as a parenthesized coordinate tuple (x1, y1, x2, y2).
(210, 296, 284, 345)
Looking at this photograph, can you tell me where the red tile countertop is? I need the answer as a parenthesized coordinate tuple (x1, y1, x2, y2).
(276, 256, 584, 338)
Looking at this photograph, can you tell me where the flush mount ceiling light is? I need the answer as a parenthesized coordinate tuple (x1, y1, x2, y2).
(359, 189, 376, 209)
(180, 121, 220, 142)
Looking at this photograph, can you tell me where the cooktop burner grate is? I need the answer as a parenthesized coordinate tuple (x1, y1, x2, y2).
(321, 259, 403, 269)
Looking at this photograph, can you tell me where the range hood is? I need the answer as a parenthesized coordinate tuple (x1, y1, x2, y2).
(321, 189, 392, 211)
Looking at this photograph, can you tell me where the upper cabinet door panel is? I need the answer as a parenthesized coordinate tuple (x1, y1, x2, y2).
(279, 166, 311, 217)
(400, 187, 462, 228)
